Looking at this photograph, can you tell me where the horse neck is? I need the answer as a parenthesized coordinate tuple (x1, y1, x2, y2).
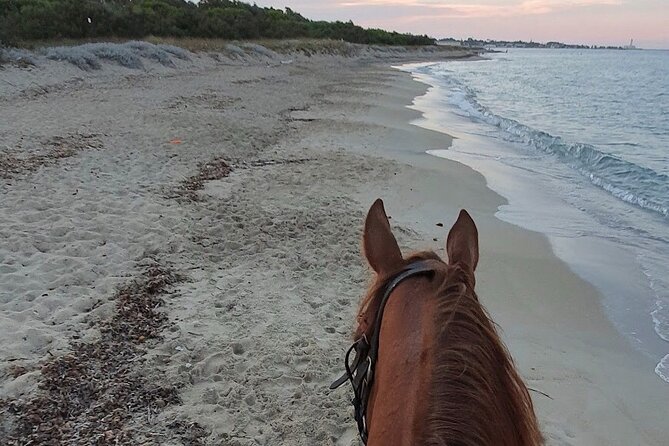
(366, 278, 439, 446)
(364, 276, 544, 446)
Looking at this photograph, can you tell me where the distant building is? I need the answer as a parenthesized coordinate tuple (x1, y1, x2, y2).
(440, 37, 613, 50)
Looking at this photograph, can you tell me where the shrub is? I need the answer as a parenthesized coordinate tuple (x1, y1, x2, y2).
(0, 47, 38, 67)
(42, 41, 190, 70)
(2, 0, 435, 46)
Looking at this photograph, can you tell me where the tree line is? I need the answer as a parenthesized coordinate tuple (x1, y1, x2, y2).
(0, 0, 435, 46)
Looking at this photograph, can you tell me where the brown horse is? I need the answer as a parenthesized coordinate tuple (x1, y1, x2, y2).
(332, 199, 543, 446)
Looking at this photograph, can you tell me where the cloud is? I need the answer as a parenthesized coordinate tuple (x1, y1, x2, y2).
(337, 0, 623, 18)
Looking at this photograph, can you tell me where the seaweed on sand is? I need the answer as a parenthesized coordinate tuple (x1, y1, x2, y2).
(0, 133, 101, 179)
(173, 157, 233, 201)
(0, 261, 207, 445)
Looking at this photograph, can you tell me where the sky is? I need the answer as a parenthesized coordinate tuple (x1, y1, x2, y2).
(252, 0, 669, 49)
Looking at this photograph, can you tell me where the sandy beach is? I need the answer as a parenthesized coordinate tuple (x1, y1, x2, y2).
(1, 43, 667, 445)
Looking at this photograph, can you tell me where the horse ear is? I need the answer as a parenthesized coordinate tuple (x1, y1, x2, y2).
(446, 210, 479, 271)
(363, 199, 403, 275)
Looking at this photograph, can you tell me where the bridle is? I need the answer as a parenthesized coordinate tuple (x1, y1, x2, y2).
(330, 261, 435, 444)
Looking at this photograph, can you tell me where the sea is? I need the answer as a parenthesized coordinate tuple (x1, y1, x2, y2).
(399, 48, 669, 383)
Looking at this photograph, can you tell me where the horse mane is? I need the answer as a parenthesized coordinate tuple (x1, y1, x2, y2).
(355, 252, 543, 446)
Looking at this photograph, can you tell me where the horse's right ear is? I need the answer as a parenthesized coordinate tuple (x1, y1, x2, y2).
(446, 209, 479, 271)
(363, 199, 403, 275)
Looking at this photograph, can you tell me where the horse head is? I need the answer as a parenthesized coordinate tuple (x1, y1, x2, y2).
(332, 199, 543, 446)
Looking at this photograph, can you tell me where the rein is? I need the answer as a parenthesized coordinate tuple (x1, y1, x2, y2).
(330, 261, 435, 444)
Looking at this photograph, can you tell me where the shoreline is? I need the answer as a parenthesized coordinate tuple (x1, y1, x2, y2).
(1, 46, 667, 444)
(316, 63, 669, 444)
(398, 60, 669, 379)
(384, 65, 669, 442)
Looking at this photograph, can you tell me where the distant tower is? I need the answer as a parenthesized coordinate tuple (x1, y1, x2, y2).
(624, 38, 636, 49)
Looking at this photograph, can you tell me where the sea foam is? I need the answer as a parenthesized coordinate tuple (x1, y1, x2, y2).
(422, 68, 669, 218)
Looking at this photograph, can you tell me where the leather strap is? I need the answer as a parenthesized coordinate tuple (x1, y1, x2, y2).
(330, 261, 435, 444)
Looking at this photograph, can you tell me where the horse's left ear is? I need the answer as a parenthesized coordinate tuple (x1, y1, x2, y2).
(363, 199, 403, 275)
(446, 209, 479, 271)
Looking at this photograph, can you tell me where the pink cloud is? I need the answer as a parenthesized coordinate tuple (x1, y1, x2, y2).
(253, 0, 669, 48)
(337, 1, 623, 18)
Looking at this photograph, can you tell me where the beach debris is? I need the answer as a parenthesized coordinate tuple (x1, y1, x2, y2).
(170, 138, 183, 144)
(168, 156, 315, 202)
(166, 93, 240, 111)
(0, 133, 102, 179)
(5, 364, 32, 379)
(288, 116, 317, 122)
(528, 387, 553, 400)
(232, 157, 314, 169)
(167, 419, 209, 446)
(436, 222, 444, 227)
(172, 157, 232, 201)
(231, 77, 267, 85)
(0, 260, 202, 445)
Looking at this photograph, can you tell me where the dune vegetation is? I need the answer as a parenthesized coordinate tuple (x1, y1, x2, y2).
(0, 0, 435, 47)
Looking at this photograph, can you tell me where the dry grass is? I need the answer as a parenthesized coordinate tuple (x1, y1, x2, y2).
(13, 36, 137, 51)
(143, 36, 357, 55)
(0, 48, 37, 68)
(10, 37, 479, 65)
(15, 36, 327, 54)
(251, 39, 360, 56)
(141, 37, 473, 56)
